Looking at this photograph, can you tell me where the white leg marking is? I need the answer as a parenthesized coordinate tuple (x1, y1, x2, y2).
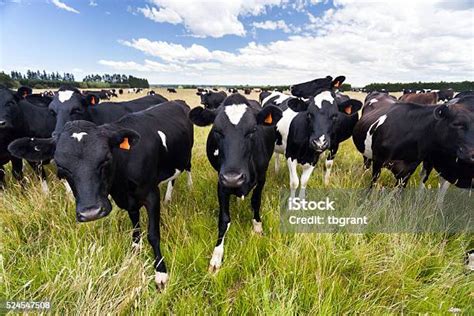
(467, 252, 474, 271)
(252, 219, 263, 235)
(324, 159, 334, 186)
(131, 240, 142, 251)
(164, 181, 173, 203)
(209, 223, 230, 272)
(155, 271, 169, 288)
(41, 180, 49, 194)
(186, 170, 193, 187)
(418, 167, 427, 190)
(299, 163, 315, 200)
(274, 153, 281, 173)
(287, 158, 299, 199)
(437, 177, 450, 207)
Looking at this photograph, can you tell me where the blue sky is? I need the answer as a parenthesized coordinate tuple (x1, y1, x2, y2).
(1, 0, 473, 86)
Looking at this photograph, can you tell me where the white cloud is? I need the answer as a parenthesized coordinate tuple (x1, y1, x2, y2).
(51, 0, 79, 14)
(104, 0, 473, 85)
(89, 0, 97, 7)
(252, 20, 291, 33)
(137, 0, 283, 38)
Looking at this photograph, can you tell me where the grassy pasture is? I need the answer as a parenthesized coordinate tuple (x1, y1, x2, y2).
(0, 89, 472, 314)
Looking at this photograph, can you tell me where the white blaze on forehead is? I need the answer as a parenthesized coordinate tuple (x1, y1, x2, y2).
(157, 130, 167, 150)
(224, 103, 248, 125)
(71, 132, 87, 142)
(363, 114, 387, 159)
(369, 98, 378, 104)
(58, 90, 74, 103)
(213, 149, 219, 156)
(313, 91, 334, 109)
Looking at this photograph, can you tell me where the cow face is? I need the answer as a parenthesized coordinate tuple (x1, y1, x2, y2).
(0, 88, 21, 129)
(290, 75, 345, 98)
(8, 120, 140, 222)
(306, 90, 362, 152)
(49, 88, 96, 137)
(434, 99, 474, 163)
(190, 95, 281, 193)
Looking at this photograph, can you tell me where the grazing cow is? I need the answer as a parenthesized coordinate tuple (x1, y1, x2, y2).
(197, 88, 206, 93)
(277, 76, 362, 193)
(403, 89, 415, 95)
(9, 100, 194, 289)
(455, 91, 474, 99)
(0, 86, 55, 189)
(118, 89, 123, 95)
(352, 96, 474, 188)
(197, 90, 227, 109)
(437, 88, 454, 102)
(399, 91, 438, 104)
(148, 90, 156, 96)
(228, 88, 238, 93)
(244, 88, 251, 95)
(167, 88, 177, 93)
(189, 94, 282, 272)
(212, 88, 218, 91)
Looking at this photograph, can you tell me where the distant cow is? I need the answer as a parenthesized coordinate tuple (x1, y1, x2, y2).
(399, 91, 438, 104)
(148, 90, 156, 96)
(454, 90, 474, 99)
(119, 89, 123, 95)
(228, 88, 238, 93)
(0, 86, 55, 189)
(197, 90, 227, 109)
(189, 93, 282, 272)
(244, 88, 251, 95)
(437, 88, 454, 101)
(9, 100, 194, 290)
(167, 88, 177, 93)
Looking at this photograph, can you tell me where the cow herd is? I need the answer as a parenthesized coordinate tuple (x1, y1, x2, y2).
(0, 76, 472, 290)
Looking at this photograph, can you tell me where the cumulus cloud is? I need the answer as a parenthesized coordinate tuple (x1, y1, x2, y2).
(51, 0, 79, 14)
(89, 0, 97, 7)
(104, 0, 473, 85)
(252, 20, 291, 33)
(137, 0, 283, 38)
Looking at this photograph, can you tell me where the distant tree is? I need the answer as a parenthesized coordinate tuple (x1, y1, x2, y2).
(0, 72, 20, 88)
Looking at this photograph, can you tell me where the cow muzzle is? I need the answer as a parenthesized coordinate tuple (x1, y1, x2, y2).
(310, 135, 329, 152)
(76, 206, 108, 222)
(219, 172, 246, 188)
(457, 147, 474, 163)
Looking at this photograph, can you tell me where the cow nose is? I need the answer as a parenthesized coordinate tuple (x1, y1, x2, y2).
(311, 135, 329, 152)
(76, 206, 104, 222)
(220, 172, 245, 188)
(0, 120, 6, 126)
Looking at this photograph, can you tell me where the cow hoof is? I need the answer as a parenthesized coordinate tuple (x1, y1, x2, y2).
(209, 246, 223, 273)
(208, 263, 221, 274)
(131, 241, 142, 252)
(252, 219, 263, 235)
(41, 180, 49, 194)
(155, 272, 169, 290)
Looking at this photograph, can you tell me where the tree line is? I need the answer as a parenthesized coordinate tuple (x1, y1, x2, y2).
(364, 81, 473, 92)
(1, 70, 149, 89)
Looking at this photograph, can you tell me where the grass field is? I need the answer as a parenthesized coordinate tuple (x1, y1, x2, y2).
(1, 89, 472, 314)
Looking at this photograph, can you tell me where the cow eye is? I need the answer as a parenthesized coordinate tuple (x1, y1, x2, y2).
(331, 114, 338, 121)
(71, 108, 82, 115)
(49, 110, 56, 117)
(245, 127, 257, 138)
(306, 113, 313, 120)
(214, 130, 224, 138)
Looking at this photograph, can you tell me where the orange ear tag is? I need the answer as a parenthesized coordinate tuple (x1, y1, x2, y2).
(334, 81, 341, 88)
(344, 106, 352, 114)
(119, 137, 130, 150)
(90, 97, 96, 105)
(264, 113, 273, 124)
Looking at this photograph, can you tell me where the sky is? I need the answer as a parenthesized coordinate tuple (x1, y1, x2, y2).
(0, 0, 473, 86)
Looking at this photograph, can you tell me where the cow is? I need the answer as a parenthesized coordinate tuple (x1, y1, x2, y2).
(228, 88, 238, 94)
(279, 76, 361, 190)
(118, 89, 123, 95)
(244, 88, 251, 95)
(8, 100, 194, 289)
(188, 94, 282, 272)
(437, 88, 454, 102)
(399, 91, 438, 104)
(0, 86, 55, 190)
(148, 90, 156, 96)
(196, 90, 227, 109)
(167, 88, 177, 93)
(454, 91, 474, 99)
(352, 96, 473, 189)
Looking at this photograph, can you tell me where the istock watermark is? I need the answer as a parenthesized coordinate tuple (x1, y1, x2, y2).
(280, 189, 473, 233)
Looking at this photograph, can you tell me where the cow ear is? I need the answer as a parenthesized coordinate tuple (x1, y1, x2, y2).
(434, 104, 450, 120)
(85, 94, 99, 106)
(16, 86, 32, 99)
(8, 137, 56, 162)
(189, 106, 217, 126)
(257, 105, 282, 126)
(108, 128, 140, 151)
(332, 76, 346, 89)
(337, 99, 362, 115)
(287, 98, 308, 112)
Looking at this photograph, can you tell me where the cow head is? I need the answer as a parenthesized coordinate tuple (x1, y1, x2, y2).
(197, 91, 226, 109)
(290, 75, 345, 98)
(49, 86, 97, 137)
(8, 120, 140, 222)
(0, 86, 32, 129)
(434, 97, 474, 163)
(189, 94, 281, 193)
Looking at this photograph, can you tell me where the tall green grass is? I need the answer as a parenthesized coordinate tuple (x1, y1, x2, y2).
(1, 127, 472, 314)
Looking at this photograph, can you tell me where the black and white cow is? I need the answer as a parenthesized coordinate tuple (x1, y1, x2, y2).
(196, 90, 227, 109)
(0, 86, 54, 189)
(167, 88, 177, 93)
(272, 76, 361, 197)
(189, 94, 282, 272)
(454, 91, 474, 99)
(9, 100, 194, 289)
(352, 96, 474, 189)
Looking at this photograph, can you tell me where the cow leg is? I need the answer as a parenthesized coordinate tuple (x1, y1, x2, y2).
(164, 180, 174, 204)
(11, 157, 23, 181)
(186, 170, 193, 188)
(287, 158, 299, 199)
(251, 179, 265, 235)
(363, 156, 372, 169)
(274, 153, 280, 173)
(128, 204, 141, 249)
(299, 163, 315, 200)
(437, 177, 450, 207)
(209, 184, 231, 273)
(324, 145, 338, 186)
(145, 188, 167, 289)
(28, 161, 48, 193)
(419, 161, 433, 190)
(370, 160, 383, 189)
